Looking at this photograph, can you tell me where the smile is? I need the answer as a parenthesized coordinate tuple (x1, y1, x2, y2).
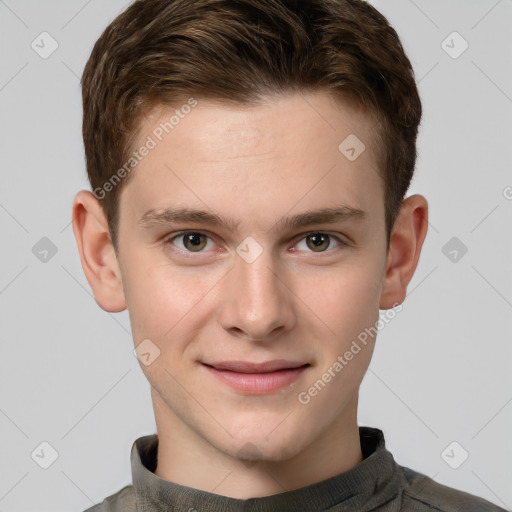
(202, 360, 310, 394)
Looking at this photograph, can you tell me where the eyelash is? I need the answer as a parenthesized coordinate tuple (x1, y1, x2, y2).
(163, 230, 347, 257)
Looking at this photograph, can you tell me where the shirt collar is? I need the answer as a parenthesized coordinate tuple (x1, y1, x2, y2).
(131, 426, 404, 511)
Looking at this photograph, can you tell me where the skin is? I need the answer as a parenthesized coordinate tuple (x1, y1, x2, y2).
(72, 91, 428, 499)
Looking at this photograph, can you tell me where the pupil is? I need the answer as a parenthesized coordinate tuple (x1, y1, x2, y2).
(188, 234, 201, 246)
(308, 233, 328, 251)
(311, 234, 324, 246)
(184, 233, 205, 251)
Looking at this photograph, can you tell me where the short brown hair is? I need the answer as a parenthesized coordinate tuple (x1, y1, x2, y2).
(81, 0, 421, 252)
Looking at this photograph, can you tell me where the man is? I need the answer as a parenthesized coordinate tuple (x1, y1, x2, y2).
(72, 0, 506, 509)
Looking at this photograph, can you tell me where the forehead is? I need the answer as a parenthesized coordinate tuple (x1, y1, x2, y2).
(140, 91, 380, 162)
(120, 91, 384, 233)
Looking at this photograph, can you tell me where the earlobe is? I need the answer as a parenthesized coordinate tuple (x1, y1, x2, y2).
(379, 194, 429, 310)
(71, 190, 127, 313)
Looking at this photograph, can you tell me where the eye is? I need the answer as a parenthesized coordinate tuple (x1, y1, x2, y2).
(168, 231, 215, 253)
(295, 232, 343, 253)
(164, 230, 346, 256)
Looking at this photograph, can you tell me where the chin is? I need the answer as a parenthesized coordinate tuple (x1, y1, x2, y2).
(205, 404, 322, 461)
(218, 424, 312, 464)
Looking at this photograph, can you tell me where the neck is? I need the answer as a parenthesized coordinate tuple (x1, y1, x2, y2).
(152, 391, 363, 499)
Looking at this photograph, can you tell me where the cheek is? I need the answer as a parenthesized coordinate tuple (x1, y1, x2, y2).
(122, 255, 218, 343)
(294, 265, 381, 414)
(299, 259, 383, 343)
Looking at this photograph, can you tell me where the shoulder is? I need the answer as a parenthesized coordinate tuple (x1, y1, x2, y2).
(399, 465, 508, 511)
(82, 485, 136, 512)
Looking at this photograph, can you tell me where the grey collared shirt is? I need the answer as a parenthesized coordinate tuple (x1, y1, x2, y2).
(84, 426, 507, 511)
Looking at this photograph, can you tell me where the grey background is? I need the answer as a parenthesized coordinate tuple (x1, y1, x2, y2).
(0, 0, 511, 510)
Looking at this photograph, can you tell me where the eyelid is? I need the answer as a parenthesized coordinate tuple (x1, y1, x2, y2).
(164, 229, 348, 255)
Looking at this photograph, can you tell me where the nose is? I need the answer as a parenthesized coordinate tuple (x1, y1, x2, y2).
(219, 247, 296, 342)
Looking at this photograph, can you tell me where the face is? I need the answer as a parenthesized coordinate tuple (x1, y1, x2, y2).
(115, 91, 389, 461)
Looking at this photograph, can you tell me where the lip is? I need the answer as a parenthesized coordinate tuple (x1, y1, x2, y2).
(202, 360, 310, 394)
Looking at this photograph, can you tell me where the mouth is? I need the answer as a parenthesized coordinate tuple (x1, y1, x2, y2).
(201, 360, 310, 394)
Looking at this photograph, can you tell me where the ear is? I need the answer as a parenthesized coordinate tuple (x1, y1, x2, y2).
(379, 194, 429, 309)
(71, 190, 127, 312)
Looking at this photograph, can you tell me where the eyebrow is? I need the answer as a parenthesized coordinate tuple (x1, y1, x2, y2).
(137, 205, 368, 233)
